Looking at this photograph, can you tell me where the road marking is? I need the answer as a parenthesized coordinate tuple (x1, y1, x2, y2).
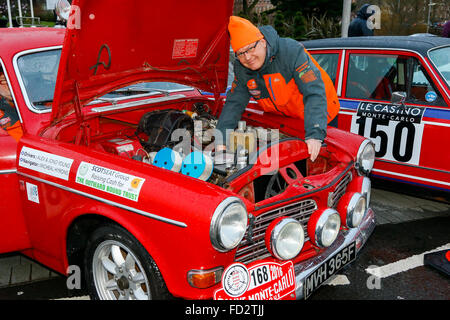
(55, 295, 90, 300)
(365, 243, 450, 279)
(325, 275, 350, 286)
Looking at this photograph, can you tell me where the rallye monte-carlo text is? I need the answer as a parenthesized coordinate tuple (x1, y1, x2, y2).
(0, 0, 375, 300)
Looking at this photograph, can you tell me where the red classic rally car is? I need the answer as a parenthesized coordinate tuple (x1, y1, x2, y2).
(303, 36, 450, 193)
(0, 0, 375, 300)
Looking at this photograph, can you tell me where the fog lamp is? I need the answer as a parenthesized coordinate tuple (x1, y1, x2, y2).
(266, 217, 304, 260)
(337, 192, 366, 228)
(307, 208, 341, 248)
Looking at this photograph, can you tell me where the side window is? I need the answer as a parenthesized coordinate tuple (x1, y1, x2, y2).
(310, 53, 339, 85)
(409, 60, 445, 106)
(346, 54, 398, 100)
(16, 49, 61, 110)
(345, 53, 445, 106)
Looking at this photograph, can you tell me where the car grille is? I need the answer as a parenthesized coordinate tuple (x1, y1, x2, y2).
(234, 171, 352, 264)
(234, 199, 317, 264)
(328, 172, 352, 208)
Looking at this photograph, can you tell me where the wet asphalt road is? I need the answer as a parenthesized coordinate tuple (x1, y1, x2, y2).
(0, 187, 448, 301)
(310, 216, 450, 300)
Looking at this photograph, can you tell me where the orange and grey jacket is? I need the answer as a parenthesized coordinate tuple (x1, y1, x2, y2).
(217, 26, 339, 143)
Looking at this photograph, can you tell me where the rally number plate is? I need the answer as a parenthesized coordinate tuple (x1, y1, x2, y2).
(304, 242, 356, 299)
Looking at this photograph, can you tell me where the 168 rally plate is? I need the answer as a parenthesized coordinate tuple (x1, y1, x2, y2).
(214, 261, 296, 300)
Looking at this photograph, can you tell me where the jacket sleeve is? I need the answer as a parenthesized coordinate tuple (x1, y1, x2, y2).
(291, 43, 328, 141)
(215, 65, 251, 146)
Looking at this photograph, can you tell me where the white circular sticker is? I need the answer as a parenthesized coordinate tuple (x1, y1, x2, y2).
(222, 263, 250, 297)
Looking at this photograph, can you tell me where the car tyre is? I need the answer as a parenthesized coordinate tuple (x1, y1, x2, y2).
(84, 223, 171, 300)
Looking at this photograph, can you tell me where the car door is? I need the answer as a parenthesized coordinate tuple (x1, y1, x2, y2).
(339, 50, 450, 191)
(0, 62, 30, 253)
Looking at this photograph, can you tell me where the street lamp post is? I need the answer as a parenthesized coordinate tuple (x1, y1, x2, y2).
(342, 0, 352, 37)
(427, 0, 436, 33)
(6, 0, 13, 27)
(17, 0, 23, 27)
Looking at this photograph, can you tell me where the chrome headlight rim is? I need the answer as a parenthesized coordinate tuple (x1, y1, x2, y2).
(356, 139, 375, 176)
(346, 192, 366, 228)
(361, 177, 371, 209)
(210, 197, 248, 252)
(270, 218, 305, 260)
(315, 209, 341, 248)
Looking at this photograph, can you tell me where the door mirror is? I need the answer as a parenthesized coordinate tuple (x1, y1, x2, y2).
(391, 91, 406, 104)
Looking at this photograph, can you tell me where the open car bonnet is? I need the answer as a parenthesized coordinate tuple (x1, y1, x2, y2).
(51, 0, 232, 124)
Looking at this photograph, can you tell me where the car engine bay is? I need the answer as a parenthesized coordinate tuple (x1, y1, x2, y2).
(54, 99, 343, 204)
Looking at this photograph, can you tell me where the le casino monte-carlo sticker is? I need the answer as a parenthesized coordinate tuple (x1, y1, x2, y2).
(350, 101, 425, 165)
(75, 162, 145, 201)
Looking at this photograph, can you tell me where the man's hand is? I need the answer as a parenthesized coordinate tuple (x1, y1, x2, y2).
(306, 138, 322, 162)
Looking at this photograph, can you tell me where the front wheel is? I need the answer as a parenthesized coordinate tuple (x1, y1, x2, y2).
(84, 224, 170, 300)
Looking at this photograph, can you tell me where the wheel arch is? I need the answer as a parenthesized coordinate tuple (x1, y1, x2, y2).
(65, 214, 115, 273)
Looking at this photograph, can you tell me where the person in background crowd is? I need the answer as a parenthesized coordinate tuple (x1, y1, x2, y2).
(215, 16, 340, 162)
(348, 3, 375, 37)
(442, 20, 450, 38)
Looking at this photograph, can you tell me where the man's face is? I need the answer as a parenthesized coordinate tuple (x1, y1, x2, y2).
(235, 39, 267, 71)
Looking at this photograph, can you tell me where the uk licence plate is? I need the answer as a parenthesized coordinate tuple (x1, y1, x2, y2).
(304, 242, 356, 299)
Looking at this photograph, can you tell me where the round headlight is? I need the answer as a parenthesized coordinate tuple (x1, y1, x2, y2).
(308, 209, 341, 248)
(361, 177, 371, 208)
(356, 140, 375, 176)
(267, 218, 304, 260)
(210, 197, 248, 252)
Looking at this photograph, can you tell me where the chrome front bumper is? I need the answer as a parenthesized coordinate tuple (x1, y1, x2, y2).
(294, 207, 376, 299)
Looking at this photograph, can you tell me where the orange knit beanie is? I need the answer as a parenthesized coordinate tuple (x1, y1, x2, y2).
(228, 16, 264, 52)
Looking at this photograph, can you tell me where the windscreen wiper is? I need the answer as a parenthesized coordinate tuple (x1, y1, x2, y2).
(114, 86, 170, 96)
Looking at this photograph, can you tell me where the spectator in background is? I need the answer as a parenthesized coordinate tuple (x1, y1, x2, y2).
(348, 3, 375, 37)
(0, 16, 8, 28)
(442, 20, 450, 38)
